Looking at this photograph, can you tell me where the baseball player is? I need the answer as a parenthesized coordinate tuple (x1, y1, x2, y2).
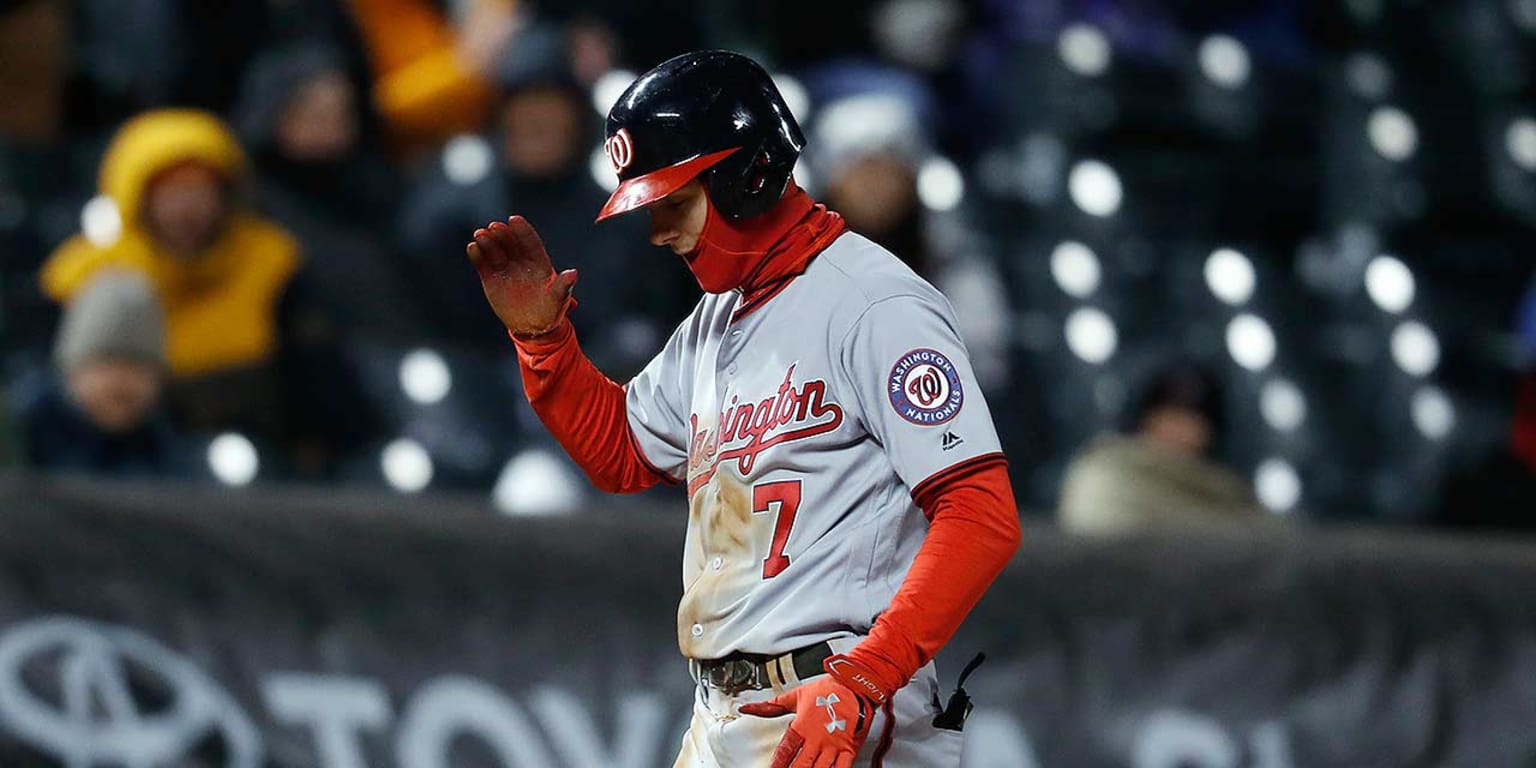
(468, 51, 1021, 768)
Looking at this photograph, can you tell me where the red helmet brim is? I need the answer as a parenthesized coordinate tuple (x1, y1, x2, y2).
(594, 147, 740, 222)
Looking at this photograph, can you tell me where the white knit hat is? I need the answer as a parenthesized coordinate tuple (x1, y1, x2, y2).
(54, 271, 166, 372)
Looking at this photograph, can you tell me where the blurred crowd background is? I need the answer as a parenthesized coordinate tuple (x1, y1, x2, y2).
(0, 0, 1532, 531)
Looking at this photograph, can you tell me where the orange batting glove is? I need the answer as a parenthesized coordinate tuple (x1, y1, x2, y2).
(738, 654, 895, 768)
(466, 215, 578, 339)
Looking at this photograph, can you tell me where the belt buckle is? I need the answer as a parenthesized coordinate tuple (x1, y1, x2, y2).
(708, 659, 760, 696)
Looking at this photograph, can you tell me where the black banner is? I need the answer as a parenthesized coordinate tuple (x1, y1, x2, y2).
(2, 475, 1535, 767)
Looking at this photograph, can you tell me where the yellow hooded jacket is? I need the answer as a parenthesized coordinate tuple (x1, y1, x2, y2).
(41, 110, 301, 378)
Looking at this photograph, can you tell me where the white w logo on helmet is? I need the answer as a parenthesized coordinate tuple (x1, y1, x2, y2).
(605, 128, 634, 174)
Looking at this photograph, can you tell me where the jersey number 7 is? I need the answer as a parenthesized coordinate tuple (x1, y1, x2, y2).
(752, 480, 800, 579)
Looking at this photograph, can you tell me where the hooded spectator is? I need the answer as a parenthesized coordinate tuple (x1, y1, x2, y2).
(1058, 363, 1264, 534)
(399, 23, 691, 375)
(12, 271, 185, 478)
(810, 90, 1011, 391)
(236, 43, 424, 341)
(39, 109, 373, 477)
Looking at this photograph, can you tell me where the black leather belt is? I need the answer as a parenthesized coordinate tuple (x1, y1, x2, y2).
(690, 641, 834, 696)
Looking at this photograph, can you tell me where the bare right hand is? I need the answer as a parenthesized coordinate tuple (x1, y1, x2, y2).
(466, 216, 578, 338)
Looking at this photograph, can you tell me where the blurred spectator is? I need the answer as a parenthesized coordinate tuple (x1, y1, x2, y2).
(347, 0, 515, 156)
(810, 90, 1011, 391)
(12, 272, 185, 478)
(0, 0, 85, 359)
(235, 43, 423, 341)
(399, 24, 690, 375)
(1058, 363, 1263, 534)
(0, 0, 66, 145)
(38, 109, 373, 477)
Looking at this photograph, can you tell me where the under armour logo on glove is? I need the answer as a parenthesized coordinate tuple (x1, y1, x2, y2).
(816, 694, 846, 733)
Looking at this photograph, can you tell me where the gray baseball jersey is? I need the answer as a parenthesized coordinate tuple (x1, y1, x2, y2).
(625, 232, 1003, 660)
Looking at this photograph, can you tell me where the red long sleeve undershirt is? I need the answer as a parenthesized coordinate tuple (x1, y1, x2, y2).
(513, 321, 1023, 684)
(843, 457, 1022, 692)
(512, 319, 669, 494)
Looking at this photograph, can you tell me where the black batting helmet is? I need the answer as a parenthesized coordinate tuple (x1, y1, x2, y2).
(595, 51, 804, 223)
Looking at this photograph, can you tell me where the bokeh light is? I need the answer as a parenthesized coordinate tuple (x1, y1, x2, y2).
(1069, 160, 1123, 217)
(1260, 379, 1307, 433)
(1204, 248, 1256, 306)
(1050, 241, 1102, 299)
(399, 349, 452, 406)
(1391, 321, 1440, 377)
(1065, 307, 1118, 364)
(1226, 314, 1277, 371)
(1058, 24, 1111, 77)
(382, 439, 433, 494)
(1255, 458, 1302, 513)
(1364, 254, 1416, 314)
(1198, 35, 1251, 89)
(208, 433, 258, 487)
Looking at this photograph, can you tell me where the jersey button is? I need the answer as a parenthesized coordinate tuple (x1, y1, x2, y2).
(691, 623, 704, 638)
(726, 363, 738, 375)
(711, 556, 723, 570)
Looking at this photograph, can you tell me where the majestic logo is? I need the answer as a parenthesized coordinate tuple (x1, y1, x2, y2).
(942, 430, 964, 451)
(604, 128, 634, 174)
(688, 364, 844, 493)
(816, 694, 846, 733)
(0, 617, 261, 767)
(888, 348, 964, 425)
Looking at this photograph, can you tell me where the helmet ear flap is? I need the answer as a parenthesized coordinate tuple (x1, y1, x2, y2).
(745, 150, 773, 195)
(704, 140, 779, 219)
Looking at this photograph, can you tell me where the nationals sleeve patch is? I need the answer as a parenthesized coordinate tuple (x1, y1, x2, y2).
(887, 348, 965, 425)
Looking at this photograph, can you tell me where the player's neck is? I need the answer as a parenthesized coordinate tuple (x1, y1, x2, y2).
(686, 183, 842, 295)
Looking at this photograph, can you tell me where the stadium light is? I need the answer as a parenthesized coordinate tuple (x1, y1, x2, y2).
(208, 433, 259, 487)
(1226, 314, 1277, 371)
(80, 195, 122, 247)
(1064, 307, 1117, 364)
(1255, 458, 1301, 513)
(442, 135, 494, 186)
(1260, 379, 1307, 433)
(1057, 24, 1111, 77)
(1050, 241, 1101, 299)
(917, 157, 966, 211)
(591, 69, 637, 115)
(1068, 159, 1122, 217)
(1364, 254, 1415, 314)
(1204, 248, 1256, 306)
(1390, 321, 1440, 377)
(400, 349, 452, 406)
(1198, 35, 1251, 89)
(1411, 386, 1455, 440)
(382, 438, 433, 494)
(1367, 107, 1418, 161)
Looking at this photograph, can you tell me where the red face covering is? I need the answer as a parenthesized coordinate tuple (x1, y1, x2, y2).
(682, 183, 847, 296)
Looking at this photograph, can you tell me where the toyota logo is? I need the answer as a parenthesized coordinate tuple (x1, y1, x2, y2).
(0, 617, 261, 767)
(605, 128, 635, 174)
